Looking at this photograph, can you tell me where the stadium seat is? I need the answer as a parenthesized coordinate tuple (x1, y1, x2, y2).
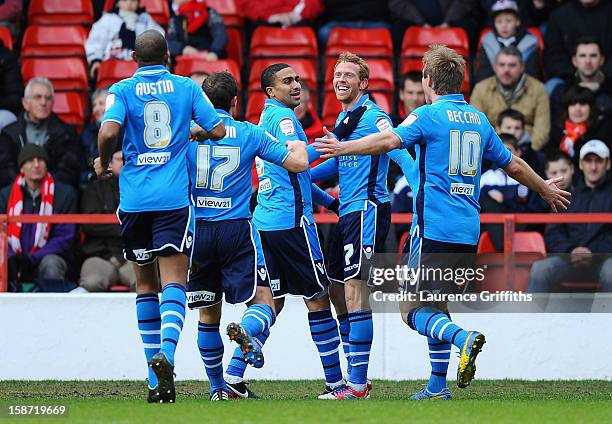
(52, 91, 86, 129)
(21, 57, 88, 92)
(22, 25, 87, 58)
(28, 0, 94, 26)
(208, 0, 243, 28)
(174, 58, 242, 89)
(0, 26, 12, 50)
(245, 92, 266, 124)
(370, 91, 392, 114)
(324, 58, 394, 91)
(476, 231, 547, 292)
(322, 92, 342, 128)
(249, 58, 317, 90)
(96, 60, 139, 89)
(103, 0, 169, 26)
(250, 26, 318, 59)
(325, 27, 393, 59)
(402, 26, 469, 59)
(226, 27, 244, 68)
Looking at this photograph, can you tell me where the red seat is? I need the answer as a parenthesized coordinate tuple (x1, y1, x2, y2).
(250, 26, 317, 59)
(226, 27, 244, 68)
(104, 0, 169, 26)
(476, 231, 547, 292)
(96, 60, 139, 89)
(22, 25, 87, 58)
(208, 0, 243, 28)
(53, 91, 86, 128)
(174, 58, 241, 89)
(245, 92, 266, 124)
(402, 26, 469, 59)
(21, 58, 88, 92)
(326, 27, 393, 58)
(369, 91, 392, 114)
(322, 92, 342, 128)
(249, 58, 317, 91)
(28, 0, 94, 26)
(0, 26, 12, 50)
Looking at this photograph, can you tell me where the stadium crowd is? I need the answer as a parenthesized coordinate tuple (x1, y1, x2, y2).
(2, 0, 611, 293)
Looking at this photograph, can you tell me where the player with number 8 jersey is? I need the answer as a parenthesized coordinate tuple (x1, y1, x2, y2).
(96, 30, 226, 404)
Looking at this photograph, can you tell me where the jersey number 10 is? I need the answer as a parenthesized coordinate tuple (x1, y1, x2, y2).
(448, 130, 481, 177)
(196, 145, 240, 191)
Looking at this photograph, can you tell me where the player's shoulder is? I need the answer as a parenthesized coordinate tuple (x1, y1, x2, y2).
(363, 98, 392, 130)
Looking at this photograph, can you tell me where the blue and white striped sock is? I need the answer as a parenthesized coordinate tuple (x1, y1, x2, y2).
(198, 322, 226, 394)
(159, 283, 187, 365)
(308, 309, 343, 387)
(240, 304, 275, 338)
(426, 337, 451, 393)
(407, 306, 468, 349)
(337, 313, 352, 379)
(136, 293, 160, 388)
(348, 310, 373, 390)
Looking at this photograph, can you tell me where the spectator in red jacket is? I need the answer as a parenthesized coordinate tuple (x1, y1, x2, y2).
(237, 0, 323, 27)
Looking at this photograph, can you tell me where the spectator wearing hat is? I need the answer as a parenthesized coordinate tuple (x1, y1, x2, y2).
(80, 150, 136, 292)
(474, 0, 540, 83)
(471, 45, 550, 151)
(528, 139, 612, 292)
(0, 144, 78, 292)
(0, 78, 80, 189)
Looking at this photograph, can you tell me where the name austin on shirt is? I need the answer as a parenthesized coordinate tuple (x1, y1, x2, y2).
(446, 110, 481, 125)
(135, 80, 175, 96)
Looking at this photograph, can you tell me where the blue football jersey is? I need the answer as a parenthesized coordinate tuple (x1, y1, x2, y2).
(103, 64, 221, 213)
(253, 99, 314, 231)
(392, 94, 513, 245)
(187, 109, 290, 221)
(321, 94, 392, 216)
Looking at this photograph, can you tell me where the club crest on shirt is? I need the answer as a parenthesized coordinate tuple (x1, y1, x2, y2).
(375, 117, 392, 133)
(279, 118, 295, 136)
(400, 114, 418, 127)
(105, 94, 115, 111)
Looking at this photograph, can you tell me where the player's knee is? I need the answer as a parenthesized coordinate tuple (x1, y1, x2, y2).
(305, 295, 330, 312)
(199, 304, 221, 324)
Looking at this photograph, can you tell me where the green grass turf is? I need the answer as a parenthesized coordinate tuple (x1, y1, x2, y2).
(1, 380, 611, 424)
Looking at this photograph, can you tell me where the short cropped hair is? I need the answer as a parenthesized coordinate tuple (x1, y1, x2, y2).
(573, 35, 602, 57)
(203, 71, 238, 112)
(400, 71, 422, 89)
(422, 45, 465, 95)
(260, 63, 290, 97)
(545, 151, 572, 170)
(335, 51, 370, 81)
(496, 108, 525, 127)
(496, 45, 523, 64)
(24, 77, 54, 98)
(498, 133, 519, 150)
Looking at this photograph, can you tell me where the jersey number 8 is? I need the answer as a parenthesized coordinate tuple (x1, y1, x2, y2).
(144, 101, 171, 148)
(448, 130, 481, 177)
(196, 145, 240, 191)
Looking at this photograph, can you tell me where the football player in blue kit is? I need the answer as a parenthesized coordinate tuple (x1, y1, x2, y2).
(311, 52, 415, 399)
(316, 45, 570, 400)
(185, 72, 309, 400)
(95, 30, 226, 403)
(228, 63, 346, 398)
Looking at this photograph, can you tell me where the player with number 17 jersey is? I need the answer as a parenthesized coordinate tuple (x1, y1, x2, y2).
(103, 65, 222, 215)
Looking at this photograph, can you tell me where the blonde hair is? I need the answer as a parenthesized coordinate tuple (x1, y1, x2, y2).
(335, 51, 370, 81)
(422, 45, 465, 95)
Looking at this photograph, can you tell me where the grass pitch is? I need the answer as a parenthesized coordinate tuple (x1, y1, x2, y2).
(1, 380, 611, 424)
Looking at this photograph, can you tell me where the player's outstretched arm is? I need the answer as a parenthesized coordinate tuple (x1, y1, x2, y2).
(315, 127, 401, 158)
(95, 121, 121, 178)
(504, 155, 571, 213)
(282, 140, 309, 173)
